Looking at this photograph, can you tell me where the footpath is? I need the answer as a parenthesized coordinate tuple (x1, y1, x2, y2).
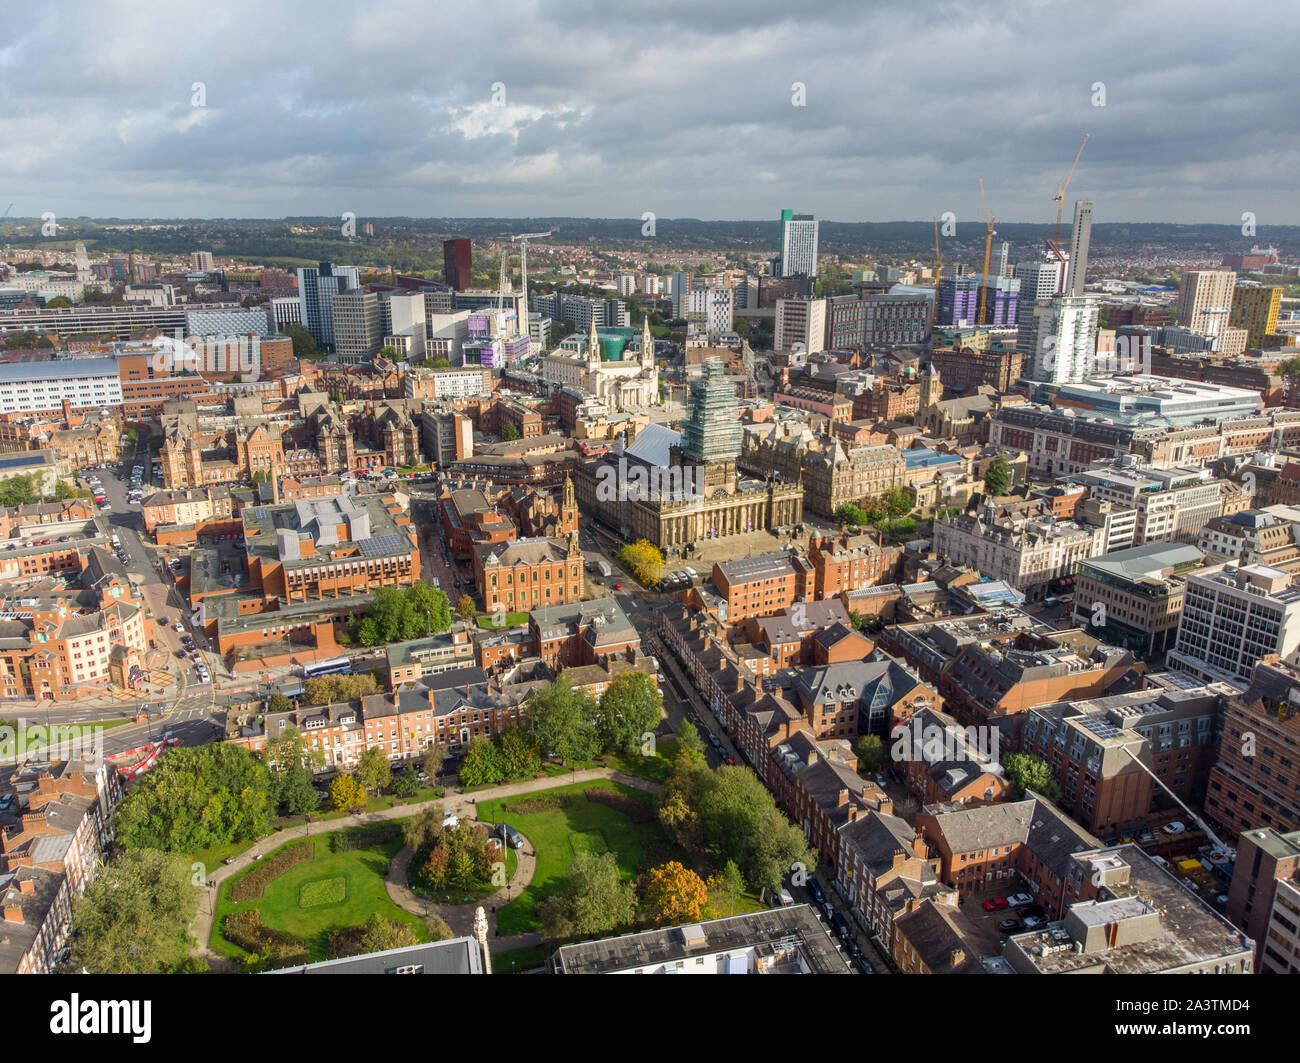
(190, 766, 660, 970)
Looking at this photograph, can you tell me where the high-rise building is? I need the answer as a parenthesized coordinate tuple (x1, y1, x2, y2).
(617, 273, 637, 297)
(1028, 295, 1099, 384)
(777, 209, 819, 278)
(1063, 200, 1093, 297)
(936, 275, 1019, 328)
(443, 238, 473, 291)
(330, 289, 382, 364)
(642, 275, 661, 296)
(669, 271, 693, 318)
(296, 262, 359, 350)
(1176, 270, 1236, 337)
(1225, 826, 1300, 974)
(774, 297, 826, 355)
(1015, 258, 1068, 353)
(1230, 284, 1282, 347)
(680, 359, 741, 464)
(995, 241, 1010, 279)
(685, 287, 734, 336)
(1167, 563, 1300, 685)
(190, 251, 215, 271)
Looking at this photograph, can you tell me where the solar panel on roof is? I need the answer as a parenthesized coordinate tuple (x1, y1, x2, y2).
(359, 534, 403, 556)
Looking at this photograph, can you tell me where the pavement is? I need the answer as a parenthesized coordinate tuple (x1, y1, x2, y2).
(189, 766, 661, 970)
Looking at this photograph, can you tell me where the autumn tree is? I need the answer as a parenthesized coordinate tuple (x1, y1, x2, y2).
(329, 773, 368, 812)
(617, 539, 664, 588)
(455, 595, 478, 622)
(641, 861, 708, 926)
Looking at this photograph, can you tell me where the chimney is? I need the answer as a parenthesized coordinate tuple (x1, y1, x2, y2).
(949, 947, 966, 968)
(805, 749, 818, 766)
(17, 878, 34, 895)
(837, 788, 849, 807)
(2, 906, 22, 924)
(846, 805, 858, 823)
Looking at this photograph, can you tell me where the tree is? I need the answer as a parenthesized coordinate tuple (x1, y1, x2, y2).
(459, 735, 506, 787)
(391, 772, 418, 797)
(538, 851, 636, 942)
(854, 735, 887, 775)
(528, 675, 600, 765)
(0, 474, 39, 508)
(1003, 752, 1061, 802)
(327, 913, 416, 959)
(983, 455, 1012, 497)
(836, 503, 872, 527)
(455, 595, 477, 622)
(497, 725, 540, 779)
(115, 745, 273, 852)
(408, 581, 451, 636)
(379, 345, 402, 360)
(881, 486, 913, 520)
(281, 322, 318, 360)
(641, 861, 709, 926)
(425, 913, 455, 941)
(266, 692, 293, 715)
(422, 743, 448, 779)
(594, 671, 664, 753)
(329, 773, 368, 812)
(675, 718, 706, 761)
(402, 804, 445, 852)
(500, 421, 521, 442)
(705, 860, 747, 919)
(65, 849, 199, 974)
(418, 821, 501, 893)
(356, 745, 392, 795)
(617, 539, 664, 588)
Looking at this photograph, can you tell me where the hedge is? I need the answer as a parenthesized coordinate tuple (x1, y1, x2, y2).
(329, 821, 403, 853)
(224, 910, 308, 966)
(505, 794, 569, 816)
(584, 787, 654, 823)
(229, 841, 315, 902)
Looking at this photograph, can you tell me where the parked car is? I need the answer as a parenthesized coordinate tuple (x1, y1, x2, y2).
(831, 912, 851, 941)
(998, 918, 1024, 933)
(1163, 821, 1187, 835)
(853, 955, 874, 975)
(723, 754, 736, 766)
(1007, 892, 1033, 907)
(1022, 915, 1045, 930)
(983, 897, 1009, 911)
(806, 878, 826, 905)
(499, 823, 525, 850)
(777, 888, 794, 906)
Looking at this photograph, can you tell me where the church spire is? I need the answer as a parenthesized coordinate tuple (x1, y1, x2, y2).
(641, 312, 653, 367)
(587, 317, 601, 368)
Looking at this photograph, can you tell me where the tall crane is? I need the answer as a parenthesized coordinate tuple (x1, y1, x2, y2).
(1049, 134, 1089, 261)
(507, 230, 552, 312)
(977, 179, 996, 326)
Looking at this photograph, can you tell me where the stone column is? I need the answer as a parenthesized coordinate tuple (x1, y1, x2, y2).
(473, 906, 492, 974)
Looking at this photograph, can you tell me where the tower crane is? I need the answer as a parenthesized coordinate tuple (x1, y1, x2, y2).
(1048, 134, 1089, 262)
(977, 180, 996, 327)
(509, 231, 551, 310)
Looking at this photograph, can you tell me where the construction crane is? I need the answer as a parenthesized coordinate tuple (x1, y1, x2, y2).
(1048, 134, 1089, 261)
(509, 231, 551, 310)
(977, 179, 996, 326)
(931, 215, 943, 329)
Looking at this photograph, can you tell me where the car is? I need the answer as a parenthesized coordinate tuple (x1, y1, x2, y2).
(499, 823, 525, 850)
(723, 754, 735, 766)
(442, 812, 459, 829)
(853, 955, 874, 975)
(174, 623, 185, 633)
(820, 900, 835, 921)
(0, 794, 13, 810)
(998, 917, 1024, 933)
(1022, 904, 1046, 920)
(709, 733, 721, 748)
(1138, 831, 1156, 843)
(1022, 915, 1044, 930)
(982, 897, 1009, 911)
(806, 878, 825, 905)
(1162, 821, 1187, 835)
(416, 771, 429, 782)
(831, 912, 851, 940)
(777, 888, 794, 906)
(614, 582, 623, 591)
(1007, 892, 1033, 907)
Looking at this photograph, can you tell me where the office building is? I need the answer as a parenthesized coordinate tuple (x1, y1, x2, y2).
(777, 209, 819, 278)
(443, 238, 473, 291)
(1168, 563, 1300, 685)
(185, 306, 272, 337)
(1072, 542, 1205, 657)
(774, 297, 826, 354)
(1015, 258, 1068, 353)
(1176, 270, 1236, 337)
(0, 359, 124, 415)
(330, 290, 383, 364)
(1225, 826, 1300, 974)
(1027, 295, 1100, 384)
(296, 262, 359, 350)
(190, 251, 215, 271)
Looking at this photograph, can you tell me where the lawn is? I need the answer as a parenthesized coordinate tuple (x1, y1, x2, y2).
(491, 943, 551, 974)
(476, 612, 530, 629)
(211, 826, 424, 962)
(476, 779, 680, 936)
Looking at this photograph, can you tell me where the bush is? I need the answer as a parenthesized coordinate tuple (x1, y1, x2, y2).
(229, 842, 314, 902)
(224, 910, 308, 966)
(584, 787, 655, 824)
(505, 794, 568, 816)
(329, 822, 402, 853)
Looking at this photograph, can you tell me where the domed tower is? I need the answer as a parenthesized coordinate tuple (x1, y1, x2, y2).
(586, 317, 602, 372)
(640, 313, 654, 369)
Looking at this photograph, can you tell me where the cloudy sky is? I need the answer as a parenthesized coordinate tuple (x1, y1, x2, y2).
(2, 0, 1295, 224)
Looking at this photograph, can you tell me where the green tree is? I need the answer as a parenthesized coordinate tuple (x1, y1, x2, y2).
(379, 345, 402, 360)
(538, 851, 636, 942)
(594, 670, 663, 753)
(356, 745, 392, 795)
(836, 503, 871, 527)
(273, 764, 321, 814)
(675, 717, 706, 761)
(280, 322, 319, 360)
(65, 849, 199, 973)
(500, 421, 521, 442)
(422, 743, 448, 779)
(408, 581, 451, 636)
(329, 773, 367, 812)
(854, 734, 887, 775)
(459, 735, 506, 787)
(391, 772, 419, 796)
(983, 455, 1012, 497)
(1003, 752, 1061, 802)
(705, 860, 747, 919)
(528, 675, 599, 765)
(115, 745, 273, 852)
(266, 692, 293, 715)
(0, 474, 39, 508)
(881, 487, 913, 520)
(497, 724, 540, 779)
